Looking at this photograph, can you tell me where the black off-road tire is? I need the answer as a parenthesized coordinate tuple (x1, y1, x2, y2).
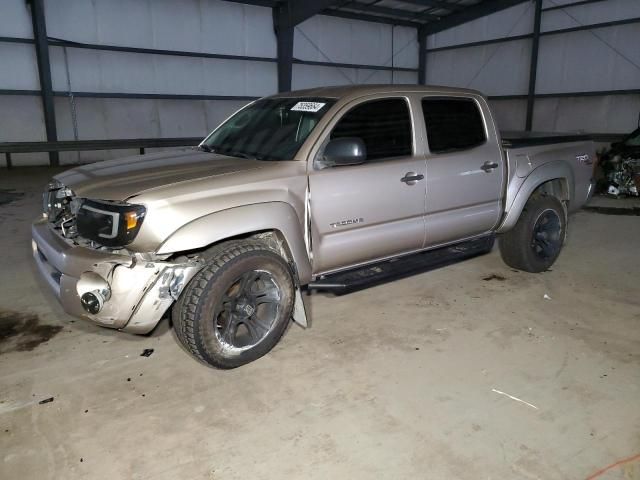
(499, 195, 567, 273)
(172, 240, 294, 369)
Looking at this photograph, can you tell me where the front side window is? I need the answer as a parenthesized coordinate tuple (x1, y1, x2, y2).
(422, 98, 486, 154)
(203, 97, 335, 161)
(330, 98, 413, 161)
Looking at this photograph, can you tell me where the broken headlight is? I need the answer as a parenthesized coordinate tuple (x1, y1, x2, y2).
(43, 179, 74, 222)
(76, 199, 146, 247)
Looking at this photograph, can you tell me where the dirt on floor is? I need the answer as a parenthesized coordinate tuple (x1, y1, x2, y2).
(1, 168, 639, 480)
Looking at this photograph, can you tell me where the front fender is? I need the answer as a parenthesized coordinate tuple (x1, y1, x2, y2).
(156, 202, 312, 284)
(497, 161, 574, 233)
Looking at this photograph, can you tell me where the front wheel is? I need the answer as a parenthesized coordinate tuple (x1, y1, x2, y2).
(172, 241, 295, 368)
(499, 195, 567, 273)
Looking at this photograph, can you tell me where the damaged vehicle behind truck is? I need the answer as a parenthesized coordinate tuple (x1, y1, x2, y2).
(597, 126, 640, 197)
(33, 85, 596, 368)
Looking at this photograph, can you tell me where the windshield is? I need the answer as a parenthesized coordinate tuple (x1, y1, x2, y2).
(202, 97, 336, 161)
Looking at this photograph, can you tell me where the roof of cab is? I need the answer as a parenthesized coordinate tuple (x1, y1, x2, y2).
(269, 84, 484, 101)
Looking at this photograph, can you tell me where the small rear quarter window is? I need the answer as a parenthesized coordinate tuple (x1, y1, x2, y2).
(422, 98, 486, 154)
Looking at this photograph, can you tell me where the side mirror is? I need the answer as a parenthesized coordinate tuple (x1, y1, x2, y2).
(322, 137, 366, 166)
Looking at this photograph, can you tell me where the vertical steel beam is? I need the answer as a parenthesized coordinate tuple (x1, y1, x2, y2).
(525, 0, 542, 131)
(29, 0, 59, 166)
(275, 27, 294, 91)
(273, 4, 294, 93)
(273, 1, 344, 93)
(418, 27, 427, 85)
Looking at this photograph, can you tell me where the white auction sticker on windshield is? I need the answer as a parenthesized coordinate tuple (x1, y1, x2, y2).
(291, 101, 326, 112)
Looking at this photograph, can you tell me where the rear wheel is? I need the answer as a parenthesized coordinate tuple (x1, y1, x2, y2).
(499, 195, 566, 273)
(172, 241, 294, 368)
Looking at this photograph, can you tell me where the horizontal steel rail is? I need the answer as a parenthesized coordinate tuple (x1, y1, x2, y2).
(4, 88, 637, 101)
(0, 137, 202, 153)
(426, 33, 532, 53)
(0, 89, 258, 101)
(0, 35, 277, 63)
(0, 137, 202, 169)
(425, 16, 640, 53)
(292, 58, 418, 72)
(0, 35, 419, 80)
(541, 0, 607, 12)
(489, 89, 640, 100)
(58, 92, 259, 101)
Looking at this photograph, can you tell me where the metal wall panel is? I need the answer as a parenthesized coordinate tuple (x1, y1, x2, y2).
(536, 25, 640, 94)
(393, 71, 419, 84)
(44, 0, 277, 58)
(53, 97, 249, 141)
(292, 64, 389, 90)
(533, 94, 640, 133)
(48, 46, 277, 97)
(0, 43, 40, 90)
(295, 15, 418, 69)
(393, 26, 419, 69)
(292, 63, 418, 91)
(0, 95, 46, 141)
(426, 2, 534, 49)
(0, 0, 35, 38)
(425, 39, 532, 96)
(489, 99, 528, 131)
(0, 93, 49, 165)
(541, 0, 640, 32)
(53, 97, 249, 163)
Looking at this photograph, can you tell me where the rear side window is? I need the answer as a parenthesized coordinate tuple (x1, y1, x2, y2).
(331, 98, 412, 161)
(422, 98, 486, 153)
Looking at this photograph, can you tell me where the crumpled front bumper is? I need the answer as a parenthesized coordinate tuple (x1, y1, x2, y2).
(31, 218, 202, 334)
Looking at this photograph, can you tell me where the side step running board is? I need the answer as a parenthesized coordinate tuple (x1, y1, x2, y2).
(307, 235, 495, 295)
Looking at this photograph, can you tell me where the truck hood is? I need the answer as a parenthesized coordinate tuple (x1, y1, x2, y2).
(54, 150, 265, 200)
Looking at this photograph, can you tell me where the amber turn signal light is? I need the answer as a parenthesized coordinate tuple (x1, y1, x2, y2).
(124, 211, 139, 230)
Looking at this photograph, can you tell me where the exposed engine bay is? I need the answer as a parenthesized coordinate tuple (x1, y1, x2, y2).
(43, 180, 80, 239)
(36, 180, 203, 329)
(602, 156, 640, 197)
(597, 127, 640, 197)
(42, 180, 147, 250)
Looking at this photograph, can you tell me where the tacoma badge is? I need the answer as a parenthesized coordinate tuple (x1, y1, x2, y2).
(330, 218, 364, 228)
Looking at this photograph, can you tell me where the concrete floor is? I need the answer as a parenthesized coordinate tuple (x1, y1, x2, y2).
(1, 168, 639, 480)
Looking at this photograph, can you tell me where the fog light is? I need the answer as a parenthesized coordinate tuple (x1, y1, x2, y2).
(81, 291, 104, 314)
(77, 272, 111, 315)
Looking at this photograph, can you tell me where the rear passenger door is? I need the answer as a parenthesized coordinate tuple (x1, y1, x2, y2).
(421, 96, 504, 247)
(309, 97, 427, 274)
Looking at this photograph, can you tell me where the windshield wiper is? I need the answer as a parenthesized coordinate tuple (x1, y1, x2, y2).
(228, 151, 256, 160)
(201, 145, 266, 160)
(215, 148, 259, 160)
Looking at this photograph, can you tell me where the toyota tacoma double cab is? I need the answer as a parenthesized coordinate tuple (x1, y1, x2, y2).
(33, 85, 596, 368)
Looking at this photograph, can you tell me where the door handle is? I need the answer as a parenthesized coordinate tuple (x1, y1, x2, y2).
(481, 161, 499, 172)
(400, 172, 425, 185)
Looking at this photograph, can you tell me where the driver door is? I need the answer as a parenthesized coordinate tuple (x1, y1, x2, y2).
(308, 97, 427, 274)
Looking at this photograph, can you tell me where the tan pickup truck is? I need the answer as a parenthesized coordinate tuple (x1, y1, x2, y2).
(32, 85, 596, 368)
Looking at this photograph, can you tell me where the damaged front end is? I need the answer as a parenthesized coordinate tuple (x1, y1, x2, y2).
(33, 180, 205, 334)
(124, 257, 204, 333)
(602, 155, 640, 197)
(598, 128, 640, 197)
